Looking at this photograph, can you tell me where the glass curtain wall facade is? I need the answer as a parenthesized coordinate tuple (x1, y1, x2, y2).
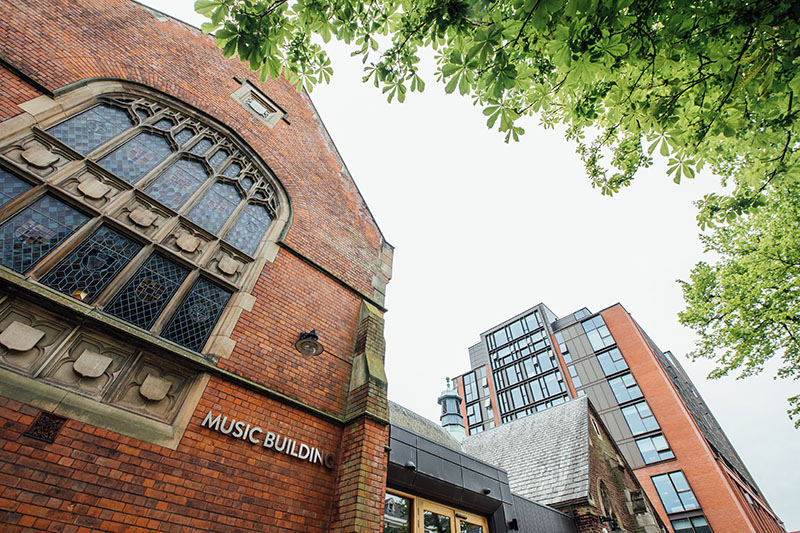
(453, 303, 786, 533)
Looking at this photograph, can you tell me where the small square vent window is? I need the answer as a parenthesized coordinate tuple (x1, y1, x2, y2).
(231, 80, 287, 129)
(23, 412, 68, 443)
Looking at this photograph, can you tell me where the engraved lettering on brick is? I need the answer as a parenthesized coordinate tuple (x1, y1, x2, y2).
(218, 255, 240, 276)
(176, 232, 200, 253)
(128, 206, 157, 227)
(139, 374, 171, 401)
(72, 349, 112, 378)
(77, 177, 111, 199)
(0, 320, 45, 351)
(20, 146, 58, 169)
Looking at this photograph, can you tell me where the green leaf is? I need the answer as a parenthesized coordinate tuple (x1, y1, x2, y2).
(195, 0, 222, 16)
(201, 22, 221, 34)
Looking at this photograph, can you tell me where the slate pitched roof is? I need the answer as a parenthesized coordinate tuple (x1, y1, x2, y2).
(461, 397, 591, 507)
(388, 400, 462, 450)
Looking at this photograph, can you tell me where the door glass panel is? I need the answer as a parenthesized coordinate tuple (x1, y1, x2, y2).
(384, 493, 411, 533)
(460, 521, 483, 533)
(424, 511, 451, 533)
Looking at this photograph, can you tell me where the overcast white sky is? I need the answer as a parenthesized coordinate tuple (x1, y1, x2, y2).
(144, 2, 799, 528)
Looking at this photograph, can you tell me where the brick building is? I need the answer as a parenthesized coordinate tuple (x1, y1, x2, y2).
(452, 303, 786, 533)
(0, 1, 394, 530)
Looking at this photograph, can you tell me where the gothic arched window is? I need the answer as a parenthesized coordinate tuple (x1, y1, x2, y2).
(0, 90, 288, 354)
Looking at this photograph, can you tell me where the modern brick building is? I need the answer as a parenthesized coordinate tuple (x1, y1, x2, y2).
(452, 303, 786, 533)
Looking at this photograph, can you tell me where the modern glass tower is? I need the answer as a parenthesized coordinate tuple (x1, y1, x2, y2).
(452, 303, 786, 533)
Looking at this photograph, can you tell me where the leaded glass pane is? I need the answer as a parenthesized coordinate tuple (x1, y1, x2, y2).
(0, 194, 88, 273)
(175, 128, 194, 145)
(187, 181, 240, 233)
(189, 137, 213, 155)
(161, 277, 232, 351)
(41, 226, 142, 303)
(224, 203, 272, 255)
(241, 176, 255, 191)
(98, 132, 173, 184)
(209, 149, 229, 169)
(154, 118, 174, 130)
(145, 158, 209, 210)
(135, 108, 151, 122)
(47, 104, 133, 155)
(223, 162, 242, 177)
(0, 167, 32, 208)
(105, 254, 189, 330)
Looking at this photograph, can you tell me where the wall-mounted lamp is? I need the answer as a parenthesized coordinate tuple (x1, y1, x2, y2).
(600, 516, 621, 532)
(295, 329, 324, 356)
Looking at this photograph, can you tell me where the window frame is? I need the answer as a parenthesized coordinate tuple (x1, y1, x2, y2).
(384, 489, 488, 533)
(635, 433, 676, 464)
(621, 400, 660, 436)
(651, 471, 702, 515)
(0, 84, 290, 359)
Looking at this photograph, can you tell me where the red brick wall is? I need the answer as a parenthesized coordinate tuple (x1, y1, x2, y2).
(0, 0, 386, 298)
(0, 377, 345, 531)
(0, 1, 392, 531)
(602, 306, 758, 532)
(222, 251, 362, 416)
(0, 66, 42, 121)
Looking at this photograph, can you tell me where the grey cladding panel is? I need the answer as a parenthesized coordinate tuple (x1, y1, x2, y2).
(619, 441, 644, 469)
(585, 381, 615, 412)
(579, 357, 603, 383)
(469, 341, 489, 369)
(604, 410, 633, 442)
(512, 494, 578, 533)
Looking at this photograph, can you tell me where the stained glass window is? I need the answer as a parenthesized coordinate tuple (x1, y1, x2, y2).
(223, 162, 242, 177)
(98, 132, 173, 184)
(0, 194, 88, 273)
(189, 137, 213, 155)
(187, 181, 240, 233)
(47, 104, 133, 155)
(224, 203, 272, 256)
(145, 158, 209, 210)
(41, 225, 142, 303)
(241, 176, 255, 191)
(0, 167, 32, 208)
(154, 118, 174, 130)
(135, 108, 151, 122)
(162, 277, 232, 351)
(105, 253, 189, 330)
(175, 128, 194, 145)
(209, 149, 228, 169)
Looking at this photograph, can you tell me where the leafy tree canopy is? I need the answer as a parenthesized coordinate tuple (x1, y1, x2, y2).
(196, 0, 800, 421)
(679, 181, 800, 425)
